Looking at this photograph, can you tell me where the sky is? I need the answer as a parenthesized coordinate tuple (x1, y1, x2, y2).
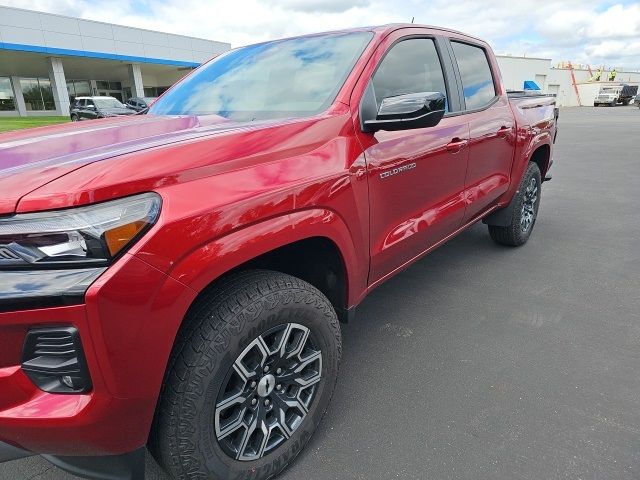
(2, 0, 640, 69)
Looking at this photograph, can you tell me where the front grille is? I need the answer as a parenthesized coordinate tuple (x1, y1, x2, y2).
(0, 247, 20, 260)
(21, 327, 92, 394)
(0, 246, 26, 266)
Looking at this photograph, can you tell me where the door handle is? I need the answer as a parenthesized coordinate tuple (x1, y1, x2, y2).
(446, 137, 468, 153)
(497, 126, 511, 138)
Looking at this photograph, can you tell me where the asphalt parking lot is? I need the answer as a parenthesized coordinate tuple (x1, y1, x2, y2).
(2, 105, 639, 480)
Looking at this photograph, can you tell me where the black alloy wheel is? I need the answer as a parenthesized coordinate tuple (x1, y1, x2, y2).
(215, 323, 322, 461)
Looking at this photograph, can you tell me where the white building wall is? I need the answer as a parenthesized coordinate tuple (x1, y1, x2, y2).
(496, 55, 552, 91)
(0, 5, 230, 64)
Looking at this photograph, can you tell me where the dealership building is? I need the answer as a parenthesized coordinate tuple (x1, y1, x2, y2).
(0, 5, 230, 116)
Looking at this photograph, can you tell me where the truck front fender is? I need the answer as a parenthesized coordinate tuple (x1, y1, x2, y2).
(167, 208, 368, 308)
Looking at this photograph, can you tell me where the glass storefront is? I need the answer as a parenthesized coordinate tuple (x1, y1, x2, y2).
(0, 77, 16, 111)
(95, 80, 124, 102)
(66, 79, 91, 102)
(144, 86, 170, 97)
(96, 81, 122, 91)
(20, 78, 55, 111)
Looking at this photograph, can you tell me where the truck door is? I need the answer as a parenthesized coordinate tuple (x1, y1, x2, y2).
(353, 31, 469, 285)
(447, 40, 516, 222)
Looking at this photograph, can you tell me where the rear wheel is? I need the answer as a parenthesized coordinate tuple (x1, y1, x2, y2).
(488, 162, 541, 246)
(70, 114, 79, 121)
(151, 270, 341, 480)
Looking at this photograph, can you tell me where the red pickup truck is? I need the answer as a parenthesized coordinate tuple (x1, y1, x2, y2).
(0, 24, 557, 480)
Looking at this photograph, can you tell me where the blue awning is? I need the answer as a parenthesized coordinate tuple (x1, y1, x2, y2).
(523, 80, 541, 90)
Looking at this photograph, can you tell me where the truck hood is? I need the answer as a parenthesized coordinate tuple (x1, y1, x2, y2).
(0, 115, 241, 215)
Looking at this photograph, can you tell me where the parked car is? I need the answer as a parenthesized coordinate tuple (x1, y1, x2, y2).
(593, 84, 638, 106)
(69, 96, 136, 120)
(0, 25, 557, 480)
(125, 96, 157, 112)
(634, 93, 640, 107)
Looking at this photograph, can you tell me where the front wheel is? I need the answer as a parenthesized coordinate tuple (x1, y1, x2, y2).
(488, 162, 542, 246)
(151, 270, 342, 480)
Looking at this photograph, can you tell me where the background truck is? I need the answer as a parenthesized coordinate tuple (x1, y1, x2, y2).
(593, 83, 638, 106)
(0, 24, 557, 480)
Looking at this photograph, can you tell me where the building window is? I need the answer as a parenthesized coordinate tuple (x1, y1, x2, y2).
(144, 86, 170, 97)
(0, 77, 16, 111)
(96, 81, 122, 91)
(20, 78, 55, 111)
(66, 80, 91, 102)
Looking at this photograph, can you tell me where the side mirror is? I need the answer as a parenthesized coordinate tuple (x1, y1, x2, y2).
(361, 89, 446, 133)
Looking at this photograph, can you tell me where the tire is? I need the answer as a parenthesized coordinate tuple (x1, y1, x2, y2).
(70, 114, 79, 121)
(151, 270, 342, 480)
(488, 162, 542, 247)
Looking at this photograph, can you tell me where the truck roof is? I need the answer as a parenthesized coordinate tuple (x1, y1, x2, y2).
(372, 23, 485, 41)
(235, 24, 485, 49)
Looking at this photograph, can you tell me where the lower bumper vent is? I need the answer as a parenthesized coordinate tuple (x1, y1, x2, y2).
(21, 326, 92, 394)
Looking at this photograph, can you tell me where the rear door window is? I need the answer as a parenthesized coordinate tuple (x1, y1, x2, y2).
(450, 42, 496, 110)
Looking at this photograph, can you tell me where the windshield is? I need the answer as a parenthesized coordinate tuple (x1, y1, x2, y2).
(149, 31, 373, 121)
(94, 97, 125, 108)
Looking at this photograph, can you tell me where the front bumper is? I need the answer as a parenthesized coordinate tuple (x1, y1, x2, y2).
(0, 268, 105, 314)
(0, 253, 196, 460)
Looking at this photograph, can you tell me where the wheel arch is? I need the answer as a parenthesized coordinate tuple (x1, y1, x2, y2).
(483, 143, 548, 228)
(169, 208, 367, 324)
(528, 143, 551, 179)
(148, 210, 360, 454)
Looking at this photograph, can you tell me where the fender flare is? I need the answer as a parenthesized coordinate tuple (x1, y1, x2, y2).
(168, 208, 367, 307)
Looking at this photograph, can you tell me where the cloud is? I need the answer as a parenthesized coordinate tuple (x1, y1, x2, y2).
(265, 0, 371, 13)
(1, 0, 639, 69)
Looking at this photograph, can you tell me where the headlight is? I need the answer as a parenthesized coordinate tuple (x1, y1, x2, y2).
(0, 193, 161, 268)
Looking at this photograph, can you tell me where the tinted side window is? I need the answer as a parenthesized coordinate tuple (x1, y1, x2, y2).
(372, 38, 447, 110)
(86, 100, 95, 108)
(451, 42, 496, 110)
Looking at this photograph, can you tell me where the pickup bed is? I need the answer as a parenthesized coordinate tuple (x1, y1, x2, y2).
(0, 24, 557, 480)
